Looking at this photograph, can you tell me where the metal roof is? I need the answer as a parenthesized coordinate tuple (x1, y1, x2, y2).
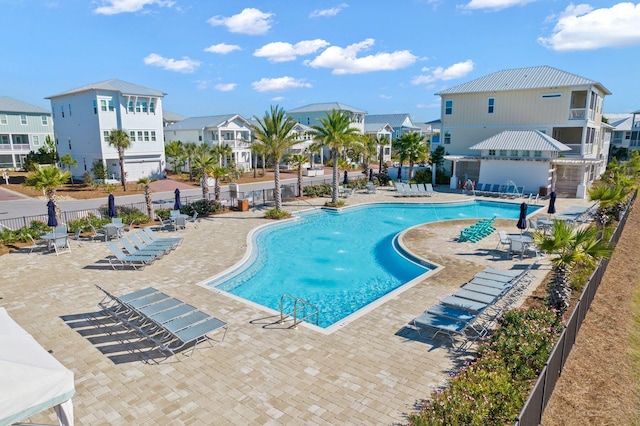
(604, 113, 633, 131)
(0, 96, 50, 114)
(47, 79, 166, 99)
(469, 130, 571, 152)
(436, 66, 611, 96)
(162, 110, 184, 123)
(164, 114, 247, 131)
(364, 123, 393, 133)
(365, 113, 416, 128)
(287, 102, 366, 114)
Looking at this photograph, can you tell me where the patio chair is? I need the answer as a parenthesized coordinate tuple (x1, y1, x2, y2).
(132, 231, 176, 252)
(141, 227, 183, 247)
(153, 310, 228, 358)
(120, 237, 165, 259)
(25, 234, 47, 254)
(112, 217, 123, 224)
(51, 233, 71, 256)
(189, 212, 199, 228)
(107, 242, 156, 270)
(495, 230, 511, 250)
(104, 225, 120, 241)
(174, 215, 187, 230)
(365, 182, 376, 194)
(88, 224, 106, 242)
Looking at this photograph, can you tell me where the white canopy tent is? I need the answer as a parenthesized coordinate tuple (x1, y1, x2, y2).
(0, 308, 75, 426)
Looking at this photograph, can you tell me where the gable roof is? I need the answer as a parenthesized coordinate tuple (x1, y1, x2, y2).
(469, 130, 571, 152)
(436, 66, 611, 96)
(365, 113, 416, 128)
(604, 113, 633, 131)
(287, 102, 366, 114)
(162, 110, 184, 123)
(164, 114, 248, 131)
(47, 79, 166, 99)
(0, 96, 50, 114)
(364, 122, 393, 133)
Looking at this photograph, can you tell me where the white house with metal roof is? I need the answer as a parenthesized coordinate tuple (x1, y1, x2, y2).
(435, 65, 611, 198)
(0, 96, 54, 170)
(163, 114, 253, 171)
(605, 111, 640, 154)
(46, 79, 166, 181)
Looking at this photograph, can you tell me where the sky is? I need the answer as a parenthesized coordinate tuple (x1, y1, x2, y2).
(2, 0, 640, 123)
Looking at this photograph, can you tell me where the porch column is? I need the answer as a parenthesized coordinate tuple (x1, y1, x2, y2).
(576, 164, 587, 199)
(449, 160, 459, 189)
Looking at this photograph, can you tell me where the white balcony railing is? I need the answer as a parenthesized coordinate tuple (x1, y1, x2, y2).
(569, 109, 586, 120)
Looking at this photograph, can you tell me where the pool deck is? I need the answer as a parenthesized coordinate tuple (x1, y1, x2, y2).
(1, 187, 592, 425)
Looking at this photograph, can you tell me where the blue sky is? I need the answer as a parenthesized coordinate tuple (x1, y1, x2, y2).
(3, 0, 640, 122)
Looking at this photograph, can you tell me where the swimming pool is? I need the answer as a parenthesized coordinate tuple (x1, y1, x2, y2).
(207, 200, 539, 330)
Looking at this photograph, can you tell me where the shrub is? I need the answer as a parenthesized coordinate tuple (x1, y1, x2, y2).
(264, 208, 291, 220)
(324, 200, 345, 208)
(67, 214, 109, 233)
(0, 220, 55, 244)
(412, 169, 432, 184)
(303, 184, 332, 198)
(181, 199, 224, 216)
(82, 172, 93, 187)
(374, 171, 391, 187)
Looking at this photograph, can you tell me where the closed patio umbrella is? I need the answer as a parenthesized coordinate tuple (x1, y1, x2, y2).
(517, 202, 528, 235)
(547, 191, 557, 219)
(397, 166, 402, 181)
(107, 193, 116, 218)
(174, 188, 183, 211)
(343, 170, 349, 185)
(46, 200, 57, 227)
(369, 168, 374, 181)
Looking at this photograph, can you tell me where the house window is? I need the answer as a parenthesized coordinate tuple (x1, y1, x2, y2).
(510, 150, 518, 156)
(488, 150, 496, 156)
(149, 102, 155, 113)
(445, 100, 453, 115)
(60, 105, 64, 118)
(542, 93, 562, 99)
(151, 131, 156, 141)
(32, 135, 40, 146)
(488, 98, 495, 114)
(522, 150, 530, 157)
(128, 101, 134, 113)
(198, 135, 202, 141)
(68, 104, 72, 116)
(444, 131, 451, 145)
(534, 151, 542, 158)
(136, 102, 141, 113)
(108, 100, 115, 111)
(93, 100, 97, 114)
(101, 100, 107, 112)
(0, 135, 9, 144)
(137, 131, 143, 141)
(68, 138, 71, 150)
(20, 114, 27, 124)
(41, 116, 48, 125)
(103, 131, 110, 142)
(499, 150, 507, 156)
(142, 102, 148, 113)
(144, 131, 149, 141)
(0, 114, 7, 125)
(130, 131, 136, 142)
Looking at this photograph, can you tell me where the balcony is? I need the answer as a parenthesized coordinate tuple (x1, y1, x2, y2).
(0, 144, 30, 151)
(569, 108, 585, 120)
(222, 140, 251, 150)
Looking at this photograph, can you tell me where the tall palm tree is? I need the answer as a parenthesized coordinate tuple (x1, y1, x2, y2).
(24, 166, 70, 223)
(288, 153, 309, 197)
(534, 221, 613, 315)
(209, 165, 228, 202)
(349, 134, 378, 176)
(165, 140, 184, 173)
(192, 145, 217, 199)
(137, 177, 154, 219)
(311, 109, 361, 204)
(396, 132, 428, 181)
(212, 143, 233, 167)
(251, 139, 266, 178)
(107, 129, 132, 191)
(251, 105, 298, 212)
(183, 142, 198, 181)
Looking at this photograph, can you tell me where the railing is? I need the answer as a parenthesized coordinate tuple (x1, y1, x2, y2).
(514, 190, 637, 425)
(279, 294, 319, 328)
(568, 108, 586, 120)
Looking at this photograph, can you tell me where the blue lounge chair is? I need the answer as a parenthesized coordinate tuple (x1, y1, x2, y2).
(107, 242, 156, 270)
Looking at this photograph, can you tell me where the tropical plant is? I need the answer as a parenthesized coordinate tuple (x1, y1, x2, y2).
(209, 165, 228, 202)
(164, 140, 184, 173)
(588, 183, 632, 225)
(533, 221, 613, 315)
(137, 177, 154, 218)
(251, 105, 299, 212)
(430, 145, 446, 183)
(24, 165, 70, 223)
(183, 142, 198, 181)
(250, 139, 266, 178)
(107, 129, 132, 191)
(192, 144, 217, 199)
(91, 160, 108, 182)
(212, 143, 233, 166)
(311, 109, 361, 204)
(396, 132, 428, 180)
(288, 153, 309, 197)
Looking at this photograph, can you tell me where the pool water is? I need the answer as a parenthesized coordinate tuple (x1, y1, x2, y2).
(209, 200, 538, 329)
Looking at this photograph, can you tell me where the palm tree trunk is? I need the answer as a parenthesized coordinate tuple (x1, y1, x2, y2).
(261, 154, 266, 175)
(201, 171, 209, 199)
(274, 164, 282, 211)
(253, 152, 258, 178)
(332, 150, 339, 204)
(144, 185, 153, 218)
(214, 178, 220, 201)
(297, 165, 303, 197)
(188, 157, 193, 181)
(409, 160, 415, 181)
(118, 148, 127, 192)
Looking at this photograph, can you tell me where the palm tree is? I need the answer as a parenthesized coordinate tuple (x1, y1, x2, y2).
(534, 221, 613, 315)
(311, 109, 361, 204)
(251, 105, 298, 212)
(59, 153, 77, 187)
(24, 166, 70, 223)
(164, 140, 184, 173)
(288, 153, 309, 197)
(183, 142, 198, 181)
(209, 165, 228, 202)
(212, 143, 233, 167)
(107, 129, 132, 191)
(192, 145, 217, 199)
(137, 177, 154, 219)
(396, 132, 428, 181)
(251, 139, 266, 178)
(588, 183, 632, 225)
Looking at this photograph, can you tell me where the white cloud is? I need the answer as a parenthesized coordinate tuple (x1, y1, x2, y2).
(271, 96, 285, 101)
(143, 53, 200, 73)
(204, 43, 241, 54)
(411, 60, 474, 85)
(93, 0, 174, 15)
(309, 3, 348, 18)
(304, 38, 417, 75)
(254, 39, 330, 63)
(380, 94, 392, 99)
(215, 83, 237, 92)
(459, 0, 536, 11)
(539, 3, 640, 51)
(251, 76, 312, 92)
(208, 8, 274, 35)
(195, 80, 211, 90)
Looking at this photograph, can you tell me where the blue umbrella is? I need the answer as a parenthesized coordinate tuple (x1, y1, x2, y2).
(343, 171, 349, 185)
(397, 166, 402, 181)
(369, 168, 374, 181)
(517, 202, 528, 234)
(47, 200, 57, 227)
(174, 188, 183, 211)
(547, 191, 557, 217)
(107, 193, 117, 218)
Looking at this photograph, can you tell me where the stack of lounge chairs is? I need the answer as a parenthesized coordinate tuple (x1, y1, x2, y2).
(106, 228, 183, 270)
(409, 267, 533, 350)
(395, 182, 435, 197)
(459, 217, 496, 242)
(472, 183, 524, 198)
(95, 285, 227, 359)
(556, 204, 597, 224)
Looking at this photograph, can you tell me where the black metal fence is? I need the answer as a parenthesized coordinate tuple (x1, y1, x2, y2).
(514, 191, 636, 425)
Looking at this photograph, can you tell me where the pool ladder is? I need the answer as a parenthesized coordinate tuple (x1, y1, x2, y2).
(279, 294, 319, 328)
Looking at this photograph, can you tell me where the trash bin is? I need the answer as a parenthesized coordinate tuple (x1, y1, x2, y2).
(238, 199, 249, 212)
(539, 186, 548, 196)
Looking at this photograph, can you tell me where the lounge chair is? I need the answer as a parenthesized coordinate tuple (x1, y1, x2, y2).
(189, 212, 199, 228)
(107, 242, 156, 270)
(120, 237, 165, 259)
(25, 234, 47, 254)
(365, 182, 376, 194)
(141, 228, 183, 247)
(424, 183, 435, 197)
(151, 310, 228, 358)
(132, 232, 175, 253)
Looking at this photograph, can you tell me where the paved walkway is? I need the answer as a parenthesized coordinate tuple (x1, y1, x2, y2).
(0, 188, 590, 425)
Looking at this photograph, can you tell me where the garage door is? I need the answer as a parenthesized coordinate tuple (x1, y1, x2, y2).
(125, 161, 161, 181)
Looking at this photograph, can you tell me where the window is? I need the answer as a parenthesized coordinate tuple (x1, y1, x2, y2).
(151, 131, 156, 141)
(93, 100, 97, 114)
(68, 138, 71, 150)
(101, 100, 107, 112)
(488, 98, 495, 114)
(141, 102, 148, 113)
(488, 149, 496, 156)
(522, 150, 530, 157)
(444, 131, 451, 144)
(149, 102, 155, 113)
(445, 100, 453, 115)
(41, 115, 48, 125)
(68, 104, 72, 117)
(60, 105, 64, 118)
(108, 100, 114, 111)
(510, 150, 518, 156)
(32, 135, 40, 146)
(103, 131, 110, 142)
(130, 131, 136, 142)
(128, 101, 134, 113)
(0, 114, 7, 125)
(499, 150, 507, 156)
(542, 93, 562, 99)
(20, 114, 27, 124)
(136, 102, 141, 113)
(137, 131, 143, 141)
(144, 131, 149, 141)
(0, 135, 9, 144)
(534, 150, 542, 158)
